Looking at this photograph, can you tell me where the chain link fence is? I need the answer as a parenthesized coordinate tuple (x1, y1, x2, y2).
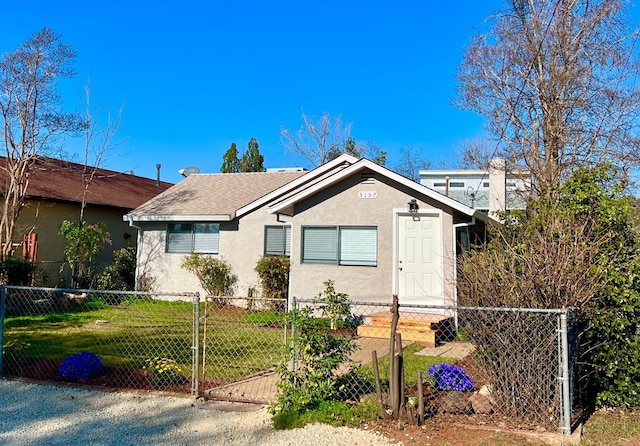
(291, 298, 579, 433)
(0, 286, 199, 394)
(0, 285, 583, 434)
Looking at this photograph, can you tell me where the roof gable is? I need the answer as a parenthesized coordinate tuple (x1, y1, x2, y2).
(268, 158, 487, 220)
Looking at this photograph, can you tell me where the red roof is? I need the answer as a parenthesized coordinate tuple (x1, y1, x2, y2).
(0, 157, 173, 210)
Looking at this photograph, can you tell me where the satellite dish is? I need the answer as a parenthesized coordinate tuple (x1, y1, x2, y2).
(179, 166, 200, 177)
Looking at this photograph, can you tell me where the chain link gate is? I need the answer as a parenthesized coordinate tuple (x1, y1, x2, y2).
(196, 296, 289, 404)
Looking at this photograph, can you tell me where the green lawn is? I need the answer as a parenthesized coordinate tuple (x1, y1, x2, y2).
(3, 297, 287, 382)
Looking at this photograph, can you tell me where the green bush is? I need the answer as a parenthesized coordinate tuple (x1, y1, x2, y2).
(181, 253, 236, 304)
(59, 220, 111, 288)
(0, 257, 35, 285)
(315, 279, 351, 330)
(255, 255, 289, 311)
(96, 246, 136, 291)
(268, 307, 360, 418)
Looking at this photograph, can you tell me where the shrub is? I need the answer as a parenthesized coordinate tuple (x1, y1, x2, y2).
(59, 220, 111, 288)
(255, 256, 289, 311)
(268, 307, 360, 417)
(315, 279, 351, 330)
(428, 363, 474, 392)
(144, 357, 184, 386)
(0, 257, 35, 285)
(57, 352, 104, 381)
(181, 254, 236, 304)
(96, 246, 136, 290)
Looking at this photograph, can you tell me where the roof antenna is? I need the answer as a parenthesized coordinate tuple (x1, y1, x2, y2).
(156, 164, 161, 186)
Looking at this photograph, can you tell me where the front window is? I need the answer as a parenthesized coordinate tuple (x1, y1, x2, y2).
(264, 225, 291, 256)
(166, 223, 219, 254)
(301, 226, 377, 266)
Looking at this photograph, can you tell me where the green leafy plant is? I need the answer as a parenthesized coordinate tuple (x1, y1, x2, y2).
(96, 246, 136, 291)
(315, 279, 351, 330)
(143, 357, 185, 387)
(59, 220, 111, 288)
(268, 307, 360, 421)
(254, 255, 289, 312)
(181, 253, 236, 305)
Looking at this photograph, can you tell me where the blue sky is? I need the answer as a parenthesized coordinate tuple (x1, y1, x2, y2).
(4, 0, 627, 184)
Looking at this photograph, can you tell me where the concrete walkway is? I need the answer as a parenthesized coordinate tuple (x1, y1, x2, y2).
(203, 337, 453, 404)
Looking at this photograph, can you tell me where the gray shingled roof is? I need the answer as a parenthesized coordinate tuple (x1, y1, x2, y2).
(128, 171, 307, 218)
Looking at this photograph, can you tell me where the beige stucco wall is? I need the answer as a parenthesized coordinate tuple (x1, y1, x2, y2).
(135, 208, 284, 297)
(287, 172, 459, 306)
(14, 199, 136, 286)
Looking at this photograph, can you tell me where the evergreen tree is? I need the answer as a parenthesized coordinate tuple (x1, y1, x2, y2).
(220, 142, 241, 173)
(240, 137, 265, 172)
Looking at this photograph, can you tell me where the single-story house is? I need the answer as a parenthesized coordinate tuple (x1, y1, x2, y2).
(0, 156, 173, 285)
(125, 154, 490, 308)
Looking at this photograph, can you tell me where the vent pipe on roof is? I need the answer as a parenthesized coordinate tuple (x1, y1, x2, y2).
(156, 164, 161, 187)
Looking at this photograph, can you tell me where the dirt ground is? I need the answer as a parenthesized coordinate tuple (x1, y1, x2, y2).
(367, 410, 640, 446)
(367, 417, 554, 446)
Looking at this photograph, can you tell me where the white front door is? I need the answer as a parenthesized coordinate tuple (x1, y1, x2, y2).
(397, 214, 444, 307)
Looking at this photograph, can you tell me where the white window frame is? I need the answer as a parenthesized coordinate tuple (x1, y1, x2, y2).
(301, 226, 377, 267)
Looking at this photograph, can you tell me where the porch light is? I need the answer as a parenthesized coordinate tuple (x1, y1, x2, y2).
(408, 199, 419, 213)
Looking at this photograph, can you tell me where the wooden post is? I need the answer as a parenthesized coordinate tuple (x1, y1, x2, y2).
(417, 371, 424, 425)
(397, 332, 405, 420)
(389, 294, 400, 418)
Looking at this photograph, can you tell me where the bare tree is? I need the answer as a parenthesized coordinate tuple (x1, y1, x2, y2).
(454, 136, 494, 170)
(78, 80, 124, 220)
(456, 0, 640, 197)
(281, 112, 352, 167)
(0, 28, 79, 258)
(391, 145, 431, 182)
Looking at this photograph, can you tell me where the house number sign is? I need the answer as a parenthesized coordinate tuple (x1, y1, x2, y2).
(358, 191, 377, 199)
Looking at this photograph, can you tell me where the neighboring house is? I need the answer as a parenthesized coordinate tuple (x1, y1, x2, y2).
(0, 157, 173, 285)
(126, 154, 490, 309)
(419, 159, 529, 214)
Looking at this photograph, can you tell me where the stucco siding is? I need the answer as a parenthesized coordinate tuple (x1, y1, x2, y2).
(15, 200, 135, 286)
(288, 173, 458, 305)
(136, 208, 284, 296)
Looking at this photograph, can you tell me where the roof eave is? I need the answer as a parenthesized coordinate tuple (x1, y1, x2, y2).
(124, 214, 235, 222)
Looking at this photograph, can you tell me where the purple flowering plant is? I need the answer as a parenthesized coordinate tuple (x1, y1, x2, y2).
(57, 352, 104, 381)
(427, 363, 474, 392)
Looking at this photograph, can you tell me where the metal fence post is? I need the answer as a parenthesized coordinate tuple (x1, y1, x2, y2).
(559, 309, 572, 435)
(192, 292, 200, 396)
(0, 286, 5, 376)
(289, 296, 296, 373)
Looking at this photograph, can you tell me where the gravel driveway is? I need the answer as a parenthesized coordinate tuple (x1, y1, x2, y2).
(0, 380, 397, 446)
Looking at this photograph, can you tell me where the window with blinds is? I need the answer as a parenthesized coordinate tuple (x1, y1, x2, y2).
(166, 223, 219, 254)
(264, 225, 292, 256)
(301, 226, 377, 266)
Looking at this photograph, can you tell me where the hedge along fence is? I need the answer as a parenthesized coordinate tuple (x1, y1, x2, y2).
(289, 298, 580, 434)
(0, 286, 200, 394)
